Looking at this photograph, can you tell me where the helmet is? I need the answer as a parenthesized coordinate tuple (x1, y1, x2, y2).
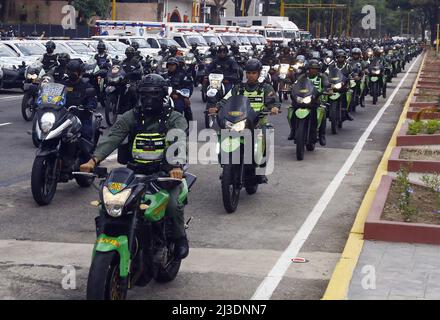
(66, 59, 84, 82)
(58, 53, 70, 67)
(97, 41, 106, 53)
(218, 45, 229, 54)
(45, 40, 56, 53)
(131, 41, 139, 51)
(169, 45, 178, 55)
(352, 47, 362, 55)
(244, 59, 262, 72)
(137, 74, 168, 115)
(191, 43, 198, 49)
(307, 59, 321, 70)
(166, 57, 179, 67)
(311, 51, 321, 60)
(125, 46, 136, 59)
(160, 43, 168, 50)
(335, 49, 346, 59)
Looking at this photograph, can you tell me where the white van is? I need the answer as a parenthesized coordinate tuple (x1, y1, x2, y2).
(91, 35, 160, 58)
(168, 32, 209, 54)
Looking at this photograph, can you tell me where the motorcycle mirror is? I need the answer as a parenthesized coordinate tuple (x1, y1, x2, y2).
(167, 86, 173, 96)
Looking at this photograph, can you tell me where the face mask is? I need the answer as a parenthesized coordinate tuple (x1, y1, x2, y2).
(140, 95, 163, 116)
(68, 72, 79, 82)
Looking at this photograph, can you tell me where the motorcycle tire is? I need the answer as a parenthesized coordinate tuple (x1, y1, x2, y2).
(221, 164, 241, 213)
(21, 92, 35, 122)
(155, 242, 182, 283)
(330, 102, 338, 135)
(86, 251, 127, 300)
(201, 90, 207, 103)
(372, 84, 378, 105)
(31, 117, 40, 148)
(383, 81, 387, 99)
(31, 156, 58, 206)
(296, 119, 306, 161)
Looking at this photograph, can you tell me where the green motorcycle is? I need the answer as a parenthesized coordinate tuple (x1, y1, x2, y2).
(77, 165, 196, 300)
(327, 67, 348, 134)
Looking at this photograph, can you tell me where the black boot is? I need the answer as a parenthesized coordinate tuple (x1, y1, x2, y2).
(257, 175, 268, 184)
(174, 235, 189, 260)
(319, 134, 326, 146)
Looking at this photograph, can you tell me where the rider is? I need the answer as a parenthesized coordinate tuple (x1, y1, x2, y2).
(334, 49, 354, 121)
(158, 44, 168, 58)
(210, 59, 280, 183)
(288, 59, 329, 145)
(79, 74, 190, 260)
(121, 46, 143, 110)
(163, 57, 194, 123)
(41, 40, 59, 73)
(206, 45, 240, 94)
(63, 59, 97, 144)
(94, 41, 112, 70)
(51, 52, 70, 83)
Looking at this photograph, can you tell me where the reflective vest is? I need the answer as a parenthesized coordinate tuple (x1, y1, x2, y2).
(309, 76, 322, 92)
(132, 132, 167, 164)
(243, 88, 265, 113)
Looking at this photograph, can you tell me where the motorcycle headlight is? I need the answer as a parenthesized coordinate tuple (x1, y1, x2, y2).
(372, 69, 381, 75)
(225, 120, 246, 132)
(204, 58, 213, 65)
(103, 186, 132, 218)
(41, 112, 56, 133)
(280, 66, 289, 74)
(297, 95, 312, 104)
(210, 79, 221, 89)
(332, 82, 342, 90)
(27, 73, 38, 80)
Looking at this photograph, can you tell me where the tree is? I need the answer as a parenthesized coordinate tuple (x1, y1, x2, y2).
(232, 0, 253, 16)
(72, 0, 111, 25)
(212, 0, 229, 25)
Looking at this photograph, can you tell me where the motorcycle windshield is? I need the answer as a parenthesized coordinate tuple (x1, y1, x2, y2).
(328, 67, 345, 84)
(105, 168, 136, 194)
(219, 95, 254, 124)
(292, 77, 317, 98)
(36, 82, 67, 110)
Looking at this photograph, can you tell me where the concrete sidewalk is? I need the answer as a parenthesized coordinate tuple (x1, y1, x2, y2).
(348, 241, 440, 300)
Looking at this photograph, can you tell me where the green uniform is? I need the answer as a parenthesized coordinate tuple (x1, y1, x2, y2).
(218, 82, 280, 126)
(94, 108, 188, 239)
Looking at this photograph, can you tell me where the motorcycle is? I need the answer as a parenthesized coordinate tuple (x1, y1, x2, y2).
(277, 63, 293, 102)
(290, 77, 324, 160)
(81, 164, 196, 300)
(104, 64, 128, 127)
(216, 95, 268, 213)
(368, 63, 386, 105)
(200, 56, 214, 103)
(349, 64, 365, 112)
(327, 67, 348, 134)
(21, 61, 45, 121)
(204, 73, 224, 128)
(31, 83, 103, 205)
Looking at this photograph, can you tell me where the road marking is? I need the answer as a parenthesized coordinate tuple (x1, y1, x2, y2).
(251, 55, 422, 300)
(0, 95, 22, 101)
(0, 122, 11, 127)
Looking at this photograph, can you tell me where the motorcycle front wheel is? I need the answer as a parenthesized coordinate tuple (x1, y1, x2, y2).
(21, 92, 35, 121)
(86, 251, 127, 300)
(31, 156, 58, 205)
(221, 164, 241, 213)
(105, 96, 118, 127)
(330, 101, 338, 135)
(296, 119, 306, 161)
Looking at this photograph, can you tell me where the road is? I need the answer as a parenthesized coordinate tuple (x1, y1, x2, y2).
(0, 55, 422, 300)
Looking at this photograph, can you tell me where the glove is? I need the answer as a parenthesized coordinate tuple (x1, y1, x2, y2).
(80, 158, 97, 173)
(169, 168, 183, 180)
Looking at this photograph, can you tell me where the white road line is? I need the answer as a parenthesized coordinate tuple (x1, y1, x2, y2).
(0, 95, 22, 100)
(251, 55, 422, 300)
(0, 122, 12, 127)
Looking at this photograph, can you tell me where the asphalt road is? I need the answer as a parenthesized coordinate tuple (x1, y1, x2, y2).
(0, 55, 422, 300)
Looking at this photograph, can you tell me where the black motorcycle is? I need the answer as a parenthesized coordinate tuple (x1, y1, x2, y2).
(31, 83, 103, 205)
(368, 63, 386, 105)
(104, 64, 128, 126)
(327, 67, 348, 134)
(21, 61, 44, 121)
(217, 95, 268, 213)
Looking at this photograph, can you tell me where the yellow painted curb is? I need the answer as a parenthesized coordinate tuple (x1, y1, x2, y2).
(322, 52, 427, 300)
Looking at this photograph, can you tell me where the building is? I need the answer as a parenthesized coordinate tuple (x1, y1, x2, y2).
(0, 0, 235, 25)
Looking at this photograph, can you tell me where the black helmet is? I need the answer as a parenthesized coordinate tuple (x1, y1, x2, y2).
(169, 45, 178, 54)
(166, 57, 179, 67)
(137, 74, 168, 115)
(191, 43, 198, 49)
(218, 45, 229, 54)
(125, 46, 136, 59)
(45, 40, 56, 53)
(160, 43, 168, 50)
(352, 47, 362, 55)
(66, 59, 84, 82)
(58, 53, 70, 66)
(335, 49, 346, 59)
(97, 41, 106, 52)
(307, 59, 321, 70)
(131, 41, 139, 51)
(244, 59, 262, 72)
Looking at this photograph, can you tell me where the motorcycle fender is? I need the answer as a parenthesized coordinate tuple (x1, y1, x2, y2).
(105, 86, 116, 93)
(93, 234, 130, 278)
(295, 108, 310, 119)
(207, 88, 218, 98)
(370, 77, 379, 82)
(35, 148, 58, 157)
(177, 179, 189, 205)
(221, 136, 241, 153)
